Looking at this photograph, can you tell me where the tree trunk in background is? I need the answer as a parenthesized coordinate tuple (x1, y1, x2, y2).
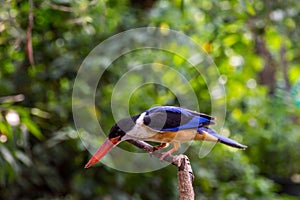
(249, 21, 277, 96)
(255, 32, 276, 95)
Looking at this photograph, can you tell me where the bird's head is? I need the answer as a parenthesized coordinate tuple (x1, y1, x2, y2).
(84, 115, 139, 168)
(107, 123, 127, 144)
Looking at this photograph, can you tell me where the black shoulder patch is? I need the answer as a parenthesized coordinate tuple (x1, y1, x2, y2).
(143, 115, 151, 125)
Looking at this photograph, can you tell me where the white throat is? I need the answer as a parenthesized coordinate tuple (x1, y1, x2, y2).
(122, 112, 157, 140)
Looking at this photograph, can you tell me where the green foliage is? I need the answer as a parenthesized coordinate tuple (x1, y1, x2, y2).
(1, 0, 300, 199)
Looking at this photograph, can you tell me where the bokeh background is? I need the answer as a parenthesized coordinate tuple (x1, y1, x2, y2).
(1, 0, 300, 199)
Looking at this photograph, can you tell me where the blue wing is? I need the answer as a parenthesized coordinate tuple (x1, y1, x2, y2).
(144, 106, 247, 149)
(144, 106, 214, 131)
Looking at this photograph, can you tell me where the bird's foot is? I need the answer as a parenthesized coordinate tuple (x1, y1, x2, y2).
(149, 143, 168, 153)
(159, 148, 176, 160)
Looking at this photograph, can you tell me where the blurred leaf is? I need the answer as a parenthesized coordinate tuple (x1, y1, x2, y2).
(22, 119, 44, 140)
(15, 151, 32, 166)
(0, 145, 15, 166)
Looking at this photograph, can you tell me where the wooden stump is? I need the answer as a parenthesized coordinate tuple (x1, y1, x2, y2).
(127, 140, 195, 200)
(177, 155, 194, 200)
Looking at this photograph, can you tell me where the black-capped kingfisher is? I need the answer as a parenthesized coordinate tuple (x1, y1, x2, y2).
(85, 106, 247, 168)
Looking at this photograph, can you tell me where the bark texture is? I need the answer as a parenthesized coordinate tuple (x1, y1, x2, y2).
(127, 140, 195, 200)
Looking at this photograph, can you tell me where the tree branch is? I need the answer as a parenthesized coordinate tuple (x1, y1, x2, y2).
(27, 0, 34, 65)
(177, 155, 194, 200)
(50, 4, 73, 12)
(127, 140, 195, 200)
(0, 94, 25, 103)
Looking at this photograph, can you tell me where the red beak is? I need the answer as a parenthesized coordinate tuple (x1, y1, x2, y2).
(85, 136, 120, 168)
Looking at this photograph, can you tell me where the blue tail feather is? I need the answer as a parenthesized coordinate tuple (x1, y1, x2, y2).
(198, 127, 247, 149)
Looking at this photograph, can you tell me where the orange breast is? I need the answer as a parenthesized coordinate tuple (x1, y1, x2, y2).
(146, 129, 219, 143)
(147, 130, 198, 143)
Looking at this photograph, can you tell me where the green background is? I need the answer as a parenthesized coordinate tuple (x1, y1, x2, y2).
(1, 0, 300, 199)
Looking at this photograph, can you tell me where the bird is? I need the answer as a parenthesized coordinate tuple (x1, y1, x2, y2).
(85, 106, 247, 168)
